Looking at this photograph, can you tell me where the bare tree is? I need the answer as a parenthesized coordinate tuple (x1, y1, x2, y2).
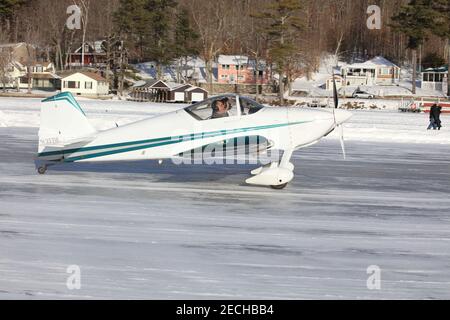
(0, 32, 13, 92)
(190, 0, 229, 92)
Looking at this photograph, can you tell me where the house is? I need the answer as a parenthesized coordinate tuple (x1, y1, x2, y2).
(130, 79, 208, 103)
(217, 55, 269, 85)
(325, 74, 344, 91)
(21, 62, 60, 91)
(341, 56, 401, 86)
(0, 42, 35, 65)
(67, 41, 107, 68)
(130, 79, 173, 102)
(0, 60, 60, 91)
(421, 67, 448, 93)
(168, 84, 193, 102)
(185, 86, 208, 103)
(0, 61, 24, 88)
(0, 42, 61, 90)
(61, 71, 109, 96)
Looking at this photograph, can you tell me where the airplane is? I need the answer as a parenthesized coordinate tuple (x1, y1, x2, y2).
(36, 85, 352, 189)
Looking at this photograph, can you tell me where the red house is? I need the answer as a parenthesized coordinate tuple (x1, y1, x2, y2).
(67, 41, 107, 68)
(217, 55, 269, 85)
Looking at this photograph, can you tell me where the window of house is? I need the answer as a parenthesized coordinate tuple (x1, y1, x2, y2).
(85, 81, 93, 89)
(380, 68, 390, 75)
(221, 74, 228, 79)
(67, 81, 80, 89)
(35, 66, 43, 72)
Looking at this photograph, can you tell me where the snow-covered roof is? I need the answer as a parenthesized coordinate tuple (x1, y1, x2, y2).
(345, 56, 399, 69)
(74, 41, 105, 54)
(185, 86, 207, 92)
(134, 57, 217, 83)
(248, 59, 267, 71)
(218, 55, 249, 65)
(423, 66, 448, 73)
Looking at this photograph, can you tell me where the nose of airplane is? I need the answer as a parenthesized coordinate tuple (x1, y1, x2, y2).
(334, 109, 353, 125)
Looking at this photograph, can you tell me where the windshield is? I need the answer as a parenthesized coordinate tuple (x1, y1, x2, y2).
(239, 97, 264, 115)
(185, 96, 238, 120)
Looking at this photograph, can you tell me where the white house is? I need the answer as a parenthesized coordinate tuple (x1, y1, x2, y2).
(61, 71, 109, 96)
(1, 60, 60, 90)
(325, 74, 344, 91)
(341, 56, 401, 87)
(421, 67, 448, 93)
(0, 43, 57, 90)
(0, 61, 24, 88)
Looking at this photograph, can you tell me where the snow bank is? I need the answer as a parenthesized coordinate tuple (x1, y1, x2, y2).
(327, 110, 450, 145)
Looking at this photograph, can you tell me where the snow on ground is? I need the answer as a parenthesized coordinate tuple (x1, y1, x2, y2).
(134, 57, 213, 83)
(0, 96, 449, 145)
(1, 96, 450, 299)
(291, 54, 447, 98)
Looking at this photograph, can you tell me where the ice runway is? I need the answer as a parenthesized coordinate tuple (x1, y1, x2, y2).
(1, 127, 450, 299)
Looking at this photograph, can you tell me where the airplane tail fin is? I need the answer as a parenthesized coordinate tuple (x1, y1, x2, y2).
(38, 92, 97, 154)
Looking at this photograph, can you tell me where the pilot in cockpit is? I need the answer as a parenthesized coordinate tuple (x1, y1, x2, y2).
(211, 98, 231, 119)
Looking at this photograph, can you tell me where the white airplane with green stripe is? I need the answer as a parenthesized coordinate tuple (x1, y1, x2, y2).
(36, 92, 352, 189)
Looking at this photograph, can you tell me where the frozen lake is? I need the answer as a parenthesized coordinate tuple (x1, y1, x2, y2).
(1, 126, 449, 299)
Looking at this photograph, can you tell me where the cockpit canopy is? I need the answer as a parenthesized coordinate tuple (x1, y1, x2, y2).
(184, 94, 264, 121)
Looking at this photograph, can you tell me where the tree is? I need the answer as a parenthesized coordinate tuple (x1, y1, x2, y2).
(144, 0, 178, 79)
(0, 0, 25, 22)
(391, 0, 436, 94)
(114, 0, 152, 62)
(190, 0, 229, 92)
(252, 0, 304, 103)
(0, 39, 13, 92)
(428, 0, 450, 96)
(174, 7, 198, 83)
(422, 52, 446, 69)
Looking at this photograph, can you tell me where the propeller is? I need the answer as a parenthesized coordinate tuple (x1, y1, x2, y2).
(332, 74, 346, 160)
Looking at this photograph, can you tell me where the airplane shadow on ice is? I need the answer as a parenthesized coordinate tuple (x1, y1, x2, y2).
(47, 159, 259, 184)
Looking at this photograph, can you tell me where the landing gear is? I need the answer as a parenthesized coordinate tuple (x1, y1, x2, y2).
(246, 149, 295, 189)
(37, 165, 47, 175)
(271, 183, 288, 190)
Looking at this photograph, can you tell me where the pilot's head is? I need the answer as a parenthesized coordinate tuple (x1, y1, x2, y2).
(221, 98, 231, 110)
(214, 98, 230, 113)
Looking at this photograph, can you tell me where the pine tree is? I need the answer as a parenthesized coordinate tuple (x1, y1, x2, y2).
(391, 0, 437, 94)
(174, 7, 198, 83)
(114, 0, 152, 61)
(0, 0, 25, 20)
(252, 0, 304, 103)
(144, 0, 178, 78)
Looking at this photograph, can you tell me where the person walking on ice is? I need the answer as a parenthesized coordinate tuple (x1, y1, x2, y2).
(428, 104, 442, 130)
